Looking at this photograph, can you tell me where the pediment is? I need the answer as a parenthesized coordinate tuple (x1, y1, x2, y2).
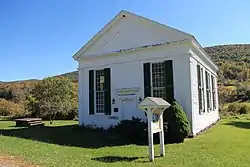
(74, 11, 192, 59)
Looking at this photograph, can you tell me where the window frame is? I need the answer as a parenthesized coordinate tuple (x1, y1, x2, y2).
(211, 75, 217, 110)
(205, 70, 213, 112)
(94, 69, 105, 115)
(197, 64, 205, 114)
(150, 61, 166, 100)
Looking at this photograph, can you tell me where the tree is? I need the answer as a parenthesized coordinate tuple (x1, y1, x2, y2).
(31, 77, 74, 124)
(24, 95, 39, 117)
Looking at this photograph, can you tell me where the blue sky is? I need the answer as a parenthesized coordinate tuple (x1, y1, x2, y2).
(1, 0, 250, 81)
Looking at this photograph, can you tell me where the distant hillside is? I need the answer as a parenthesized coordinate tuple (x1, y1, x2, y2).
(204, 44, 250, 63)
(0, 79, 40, 84)
(204, 44, 250, 84)
(58, 71, 78, 82)
(0, 79, 39, 102)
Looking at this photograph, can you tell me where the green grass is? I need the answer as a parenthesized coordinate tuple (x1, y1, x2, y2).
(1, 119, 250, 167)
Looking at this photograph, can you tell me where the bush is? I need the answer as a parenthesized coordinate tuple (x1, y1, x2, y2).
(111, 117, 147, 144)
(163, 100, 190, 143)
(226, 103, 250, 115)
(218, 86, 237, 105)
(236, 83, 250, 101)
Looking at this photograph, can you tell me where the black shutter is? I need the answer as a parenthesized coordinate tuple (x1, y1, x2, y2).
(143, 63, 151, 98)
(89, 70, 94, 115)
(164, 60, 174, 103)
(104, 68, 111, 115)
(197, 65, 202, 114)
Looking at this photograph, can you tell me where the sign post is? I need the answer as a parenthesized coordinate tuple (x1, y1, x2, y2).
(139, 97, 171, 162)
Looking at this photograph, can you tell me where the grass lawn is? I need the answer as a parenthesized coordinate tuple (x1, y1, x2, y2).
(1, 119, 250, 167)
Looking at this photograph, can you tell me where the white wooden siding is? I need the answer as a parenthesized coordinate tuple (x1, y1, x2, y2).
(189, 53, 220, 136)
(83, 14, 190, 57)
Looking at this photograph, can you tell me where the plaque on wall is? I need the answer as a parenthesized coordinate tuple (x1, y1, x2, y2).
(116, 87, 139, 97)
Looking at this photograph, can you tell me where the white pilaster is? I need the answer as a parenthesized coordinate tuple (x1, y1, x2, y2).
(78, 68, 84, 125)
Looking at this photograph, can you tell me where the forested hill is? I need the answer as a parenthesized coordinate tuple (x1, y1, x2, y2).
(58, 71, 78, 82)
(204, 44, 250, 84)
(205, 44, 250, 62)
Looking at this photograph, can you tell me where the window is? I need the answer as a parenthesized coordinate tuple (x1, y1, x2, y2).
(151, 62, 166, 99)
(205, 71, 212, 111)
(95, 70, 105, 113)
(211, 75, 217, 110)
(197, 65, 205, 114)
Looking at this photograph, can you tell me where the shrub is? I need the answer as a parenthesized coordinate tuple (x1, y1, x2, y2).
(163, 100, 190, 143)
(218, 86, 237, 106)
(227, 103, 250, 115)
(236, 83, 250, 101)
(219, 105, 230, 117)
(111, 117, 147, 144)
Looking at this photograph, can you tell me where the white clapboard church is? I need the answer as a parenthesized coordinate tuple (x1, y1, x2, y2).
(73, 10, 219, 136)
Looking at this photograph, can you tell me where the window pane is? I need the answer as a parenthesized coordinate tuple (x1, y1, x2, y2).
(95, 70, 105, 113)
(152, 62, 165, 99)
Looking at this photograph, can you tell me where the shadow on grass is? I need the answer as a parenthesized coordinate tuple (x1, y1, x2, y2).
(224, 121, 250, 129)
(91, 155, 164, 163)
(0, 123, 148, 149)
(92, 156, 142, 163)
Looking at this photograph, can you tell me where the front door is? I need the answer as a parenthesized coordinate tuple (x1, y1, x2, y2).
(121, 98, 137, 120)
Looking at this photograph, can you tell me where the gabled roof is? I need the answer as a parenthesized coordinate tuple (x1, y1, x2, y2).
(73, 10, 193, 60)
(73, 10, 218, 71)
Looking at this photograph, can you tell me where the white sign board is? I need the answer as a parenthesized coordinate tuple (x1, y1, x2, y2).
(116, 87, 139, 97)
(139, 97, 171, 162)
(152, 122, 162, 133)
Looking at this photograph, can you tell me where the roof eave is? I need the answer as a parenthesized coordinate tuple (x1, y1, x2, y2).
(190, 37, 219, 71)
(76, 39, 190, 62)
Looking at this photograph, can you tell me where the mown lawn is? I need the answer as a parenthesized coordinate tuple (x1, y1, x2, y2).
(0, 119, 250, 167)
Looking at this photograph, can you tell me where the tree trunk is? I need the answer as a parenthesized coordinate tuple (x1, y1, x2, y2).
(50, 115, 53, 124)
(52, 112, 57, 123)
(49, 112, 57, 125)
